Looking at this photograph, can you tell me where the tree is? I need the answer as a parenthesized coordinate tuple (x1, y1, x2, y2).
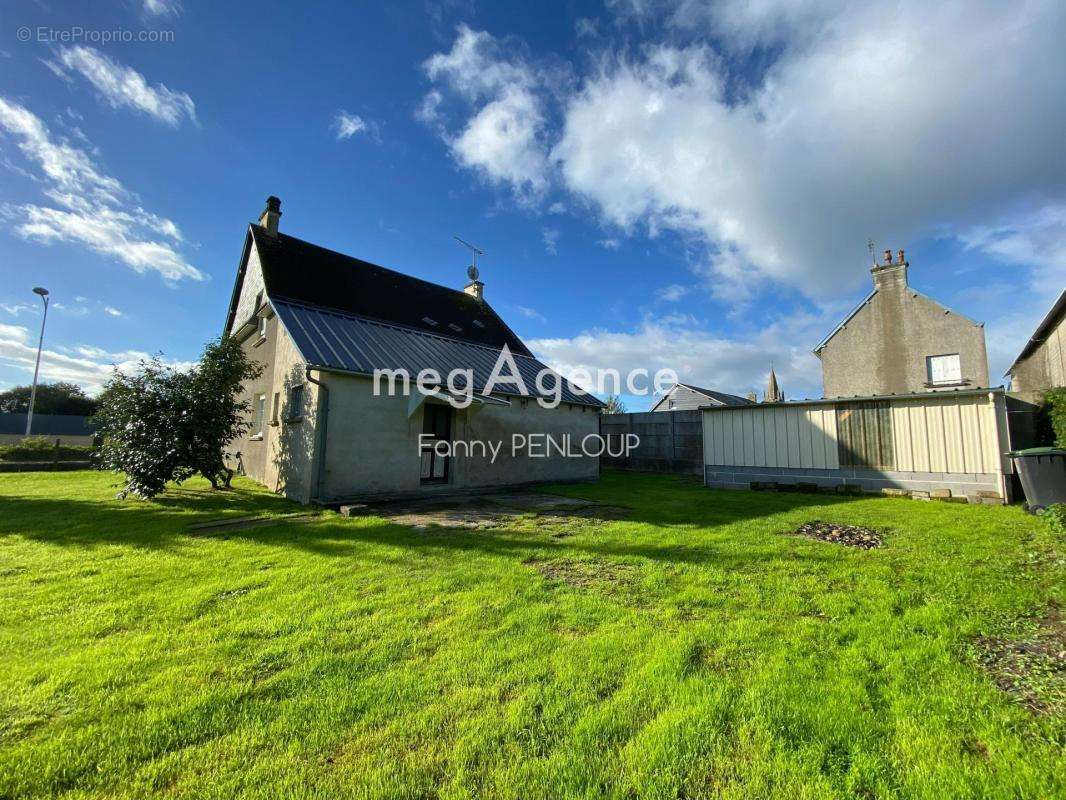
(0, 382, 96, 415)
(602, 394, 627, 414)
(93, 337, 262, 499)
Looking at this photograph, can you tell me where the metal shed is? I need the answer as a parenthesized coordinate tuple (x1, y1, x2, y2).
(702, 388, 1012, 501)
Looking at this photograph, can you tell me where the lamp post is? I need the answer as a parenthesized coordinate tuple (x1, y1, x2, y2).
(25, 287, 50, 437)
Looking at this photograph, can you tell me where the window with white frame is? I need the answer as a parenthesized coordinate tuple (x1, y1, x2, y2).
(255, 393, 266, 435)
(927, 354, 962, 385)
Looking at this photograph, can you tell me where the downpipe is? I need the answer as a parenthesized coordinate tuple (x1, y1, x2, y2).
(305, 365, 329, 504)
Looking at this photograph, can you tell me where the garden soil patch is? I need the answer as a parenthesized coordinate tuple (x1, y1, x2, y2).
(527, 558, 637, 590)
(788, 521, 884, 549)
(973, 609, 1065, 715)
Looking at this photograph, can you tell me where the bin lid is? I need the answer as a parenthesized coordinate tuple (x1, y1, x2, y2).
(1008, 447, 1066, 457)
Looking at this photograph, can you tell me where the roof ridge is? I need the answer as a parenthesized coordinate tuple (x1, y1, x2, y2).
(253, 224, 480, 303)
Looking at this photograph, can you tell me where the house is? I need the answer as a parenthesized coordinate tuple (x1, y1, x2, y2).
(814, 249, 989, 398)
(650, 382, 753, 411)
(0, 413, 95, 446)
(1005, 289, 1066, 402)
(224, 197, 604, 504)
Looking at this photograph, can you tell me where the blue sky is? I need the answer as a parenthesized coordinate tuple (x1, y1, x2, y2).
(0, 0, 1063, 409)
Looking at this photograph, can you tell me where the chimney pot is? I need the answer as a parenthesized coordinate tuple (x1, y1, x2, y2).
(258, 196, 282, 236)
(883, 248, 893, 265)
(897, 248, 905, 264)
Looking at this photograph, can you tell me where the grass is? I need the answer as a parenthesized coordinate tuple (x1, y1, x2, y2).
(0, 470, 1062, 799)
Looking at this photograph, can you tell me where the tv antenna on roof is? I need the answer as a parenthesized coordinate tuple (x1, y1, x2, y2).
(867, 238, 876, 265)
(454, 235, 484, 282)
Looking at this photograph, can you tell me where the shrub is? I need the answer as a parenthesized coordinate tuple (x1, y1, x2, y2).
(0, 437, 93, 462)
(1042, 503, 1066, 533)
(93, 337, 262, 499)
(1041, 388, 1066, 448)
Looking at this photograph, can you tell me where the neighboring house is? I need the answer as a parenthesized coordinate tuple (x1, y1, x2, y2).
(224, 197, 603, 504)
(814, 249, 989, 398)
(1005, 289, 1066, 402)
(0, 413, 95, 446)
(651, 382, 753, 412)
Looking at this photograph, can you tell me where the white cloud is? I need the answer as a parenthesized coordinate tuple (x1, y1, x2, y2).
(959, 204, 1066, 294)
(0, 322, 192, 394)
(0, 96, 202, 282)
(104, 306, 123, 317)
(656, 284, 688, 302)
(423, 25, 550, 197)
(553, 2, 1066, 297)
(56, 47, 196, 127)
(332, 111, 367, 140)
(528, 308, 830, 407)
(1, 304, 36, 317)
(575, 18, 599, 38)
(143, 0, 181, 16)
(598, 238, 620, 250)
(542, 227, 559, 255)
(516, 305, 546, 323)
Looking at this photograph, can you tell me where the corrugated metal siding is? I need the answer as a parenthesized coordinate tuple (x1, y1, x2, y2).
(704, 392, 1004, 474)
(273, 299, 602, 407)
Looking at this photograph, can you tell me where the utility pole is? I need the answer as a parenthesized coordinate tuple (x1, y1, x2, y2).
(25, 286, 50, 437)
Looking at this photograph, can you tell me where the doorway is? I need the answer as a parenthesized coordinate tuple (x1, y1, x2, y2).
(420, 403, 452, 484)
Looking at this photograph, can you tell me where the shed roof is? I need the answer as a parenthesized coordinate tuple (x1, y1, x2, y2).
(273, 299, 604, 408)
(699, 386, 1004, 410)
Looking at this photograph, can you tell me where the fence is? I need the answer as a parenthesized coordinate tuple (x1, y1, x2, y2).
(702, 389, 1012, 501)
(600, 410, 703, 474)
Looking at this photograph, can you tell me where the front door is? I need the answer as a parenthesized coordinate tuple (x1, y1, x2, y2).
(420, 403, 452, 484)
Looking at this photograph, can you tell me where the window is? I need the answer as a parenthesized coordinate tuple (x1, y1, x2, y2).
(287, 384, 304, 420)
(927, 354, 962, 385)
(271, 392, 280, 425)
(254, 394, 266, 436)
(257, 312, 268, 339)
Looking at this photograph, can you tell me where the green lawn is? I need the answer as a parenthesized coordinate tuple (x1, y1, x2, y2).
(0, 470, 1062, 799)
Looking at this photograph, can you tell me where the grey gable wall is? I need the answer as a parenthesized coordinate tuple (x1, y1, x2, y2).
(817, 267, 989, 398)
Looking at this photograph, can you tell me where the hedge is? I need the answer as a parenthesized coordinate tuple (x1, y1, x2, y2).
(0, 436, 95, 462)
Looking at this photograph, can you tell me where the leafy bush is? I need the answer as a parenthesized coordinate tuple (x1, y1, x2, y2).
(0, 437, 93, 462)
(1042, 503, 1066, 533)
(93, 337, 263, 499)
(1041, 388, 1066, 448)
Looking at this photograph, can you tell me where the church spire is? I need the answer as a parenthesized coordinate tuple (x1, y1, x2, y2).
(764, 364, 784, 403)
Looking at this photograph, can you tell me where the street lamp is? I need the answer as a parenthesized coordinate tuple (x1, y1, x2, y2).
(25, 286, 50, 437)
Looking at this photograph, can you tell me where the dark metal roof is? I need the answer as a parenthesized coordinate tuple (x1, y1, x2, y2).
(273, 299, 604, 407)
(0, 413, 94, 436)
(246, 225, 531, 355)
(675, 383, 754, 406)
(1005, 289, 1066, 375)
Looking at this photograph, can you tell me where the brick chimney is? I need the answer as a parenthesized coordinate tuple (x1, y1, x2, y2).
(258, 196, 281, 236)
(870, 246, 908, 292)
